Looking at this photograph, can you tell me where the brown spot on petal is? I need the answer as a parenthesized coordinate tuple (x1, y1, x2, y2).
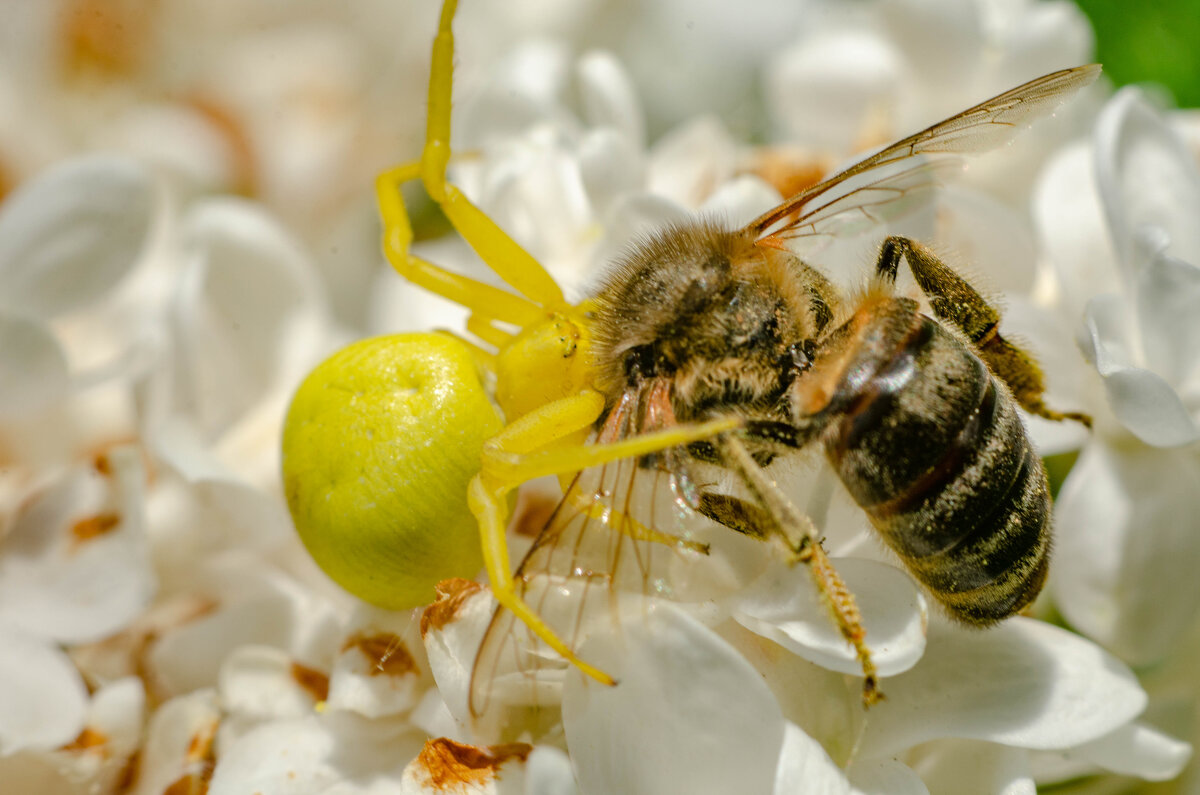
(290, 661, 330, 703)
(185, 720, 216, 761)
(115, 749, 141, 791)
(415, 737, 532, 791)
(71, 595, 219, 705)
(71, 512, 120, 544)
(59, 0, 159, 79)
(88, 438, 144, 477)
(92, 452, 114, 476)
(163, 772, 211, 795)
(743, 147, 832, 201)
(342, 632, 416, 677)
(420, 578, 484, 638)
(184, 95, 259, 198)
(165, 718, 217, 794)
(62, 726, 108, 754)
(0, 155, 13, 204)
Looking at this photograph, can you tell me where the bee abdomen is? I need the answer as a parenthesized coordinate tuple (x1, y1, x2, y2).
(823, 307, 1051, 624)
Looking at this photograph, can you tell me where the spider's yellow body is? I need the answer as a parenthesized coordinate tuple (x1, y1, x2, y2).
(282, 0, 729, 685)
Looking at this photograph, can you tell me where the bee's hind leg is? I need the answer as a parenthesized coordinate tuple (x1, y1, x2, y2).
(875, 236, 1092, 428)
(717, 436, 882, 707)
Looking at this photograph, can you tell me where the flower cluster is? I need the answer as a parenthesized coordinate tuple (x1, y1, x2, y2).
(1, 0, 1197, 793)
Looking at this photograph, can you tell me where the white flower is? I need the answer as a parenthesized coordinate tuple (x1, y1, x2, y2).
(765, 0, 1095, 193)
(1037, 89, 1200, 667)
(3, 2, 1198, 793)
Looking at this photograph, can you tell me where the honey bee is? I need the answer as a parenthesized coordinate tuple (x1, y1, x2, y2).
(367, 0, 1099, 722)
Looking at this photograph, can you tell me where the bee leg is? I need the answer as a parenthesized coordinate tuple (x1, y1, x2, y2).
(875, 236, 1092, 428)
(375, 0, 567, 326)
(718, 436, 882, 708)
(470, 390, 742, 686)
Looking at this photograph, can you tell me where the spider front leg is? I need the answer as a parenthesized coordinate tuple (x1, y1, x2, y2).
(374, 0, 565, 327)
(468, 390, 741, 686)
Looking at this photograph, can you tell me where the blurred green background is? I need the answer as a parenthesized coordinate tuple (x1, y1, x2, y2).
(1077, 0, 1200, 107)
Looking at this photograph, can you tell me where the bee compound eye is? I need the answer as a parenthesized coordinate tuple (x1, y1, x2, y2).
(787, 340, 815, 372)
(281, 333, 502, 609)
(623, 343, 660, 379)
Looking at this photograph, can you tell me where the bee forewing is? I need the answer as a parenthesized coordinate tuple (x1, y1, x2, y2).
(766, 156, 962, 247)
(750, 64, 1101, 242)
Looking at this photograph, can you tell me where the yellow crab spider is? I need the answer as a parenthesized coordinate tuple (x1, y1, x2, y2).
(283, 0, 733, 685)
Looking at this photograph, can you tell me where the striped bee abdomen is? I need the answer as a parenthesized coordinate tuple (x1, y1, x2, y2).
(821, 299, 1051, 625)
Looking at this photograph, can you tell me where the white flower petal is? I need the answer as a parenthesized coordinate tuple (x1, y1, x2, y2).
(859, 618, 1145, 757)
(171, 197, 326, 437)
(576, 51, 644, 148)
(0, 311, 69, 418)
(563, 604, 784, 795)
(1094, 88, 1200, 274)
(0, 153, 155, 317)
(1078, 293, 1136, 374)
(846, 757, 929, 795)
(910, 739, 1034, 795)
(698, 175, 783, 230)
(1100, 366, 1200, 446)
(148, 562, 340, 697)
(85, 676, 146, 757)
(988, 1, 1094, 83)
(1053, 439, 1200, 664)
(327, 624, 423, 720)
(1057, 721, 1191, 782)
(722, 620, 864, 767)
(99, 103, 239, 194)
(1033, 142, 1121, 318)
(410, 690, 462, 743)
(0, 447, 154, 644)
(1079, 295, 1200, 446)
(458, 42, 572, 149)
(1135, 250, 1200, 392)
(998, 298, 1091, 455)
(733, 557, 927, 678)
(577, 128, 644, 219)
(0, 675, 147, 793)
(218, 646, 324, 724)
(421, 579, 496, 727)
(773, 722, 856, 795)
(525, 746, 578, 795)
(933, 185, 1037, 295)
(879, 0, 984, 113)
(131, 690, 220, 795)
(481, 147, 594, 280)
(646, 116, 738, 209)
(767, 31, 907, 151)
(210, 712, 423, 795)
(211, 716, 339, 795)
(599, 192, 691, 256)
(0, 627, 88, 754)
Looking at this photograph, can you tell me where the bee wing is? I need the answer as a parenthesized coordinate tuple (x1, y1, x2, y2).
(748, 64, 1101, 243)
(468, 427, 711, 720)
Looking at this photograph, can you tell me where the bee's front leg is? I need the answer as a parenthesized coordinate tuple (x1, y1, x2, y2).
(717, 436, 882, 707)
